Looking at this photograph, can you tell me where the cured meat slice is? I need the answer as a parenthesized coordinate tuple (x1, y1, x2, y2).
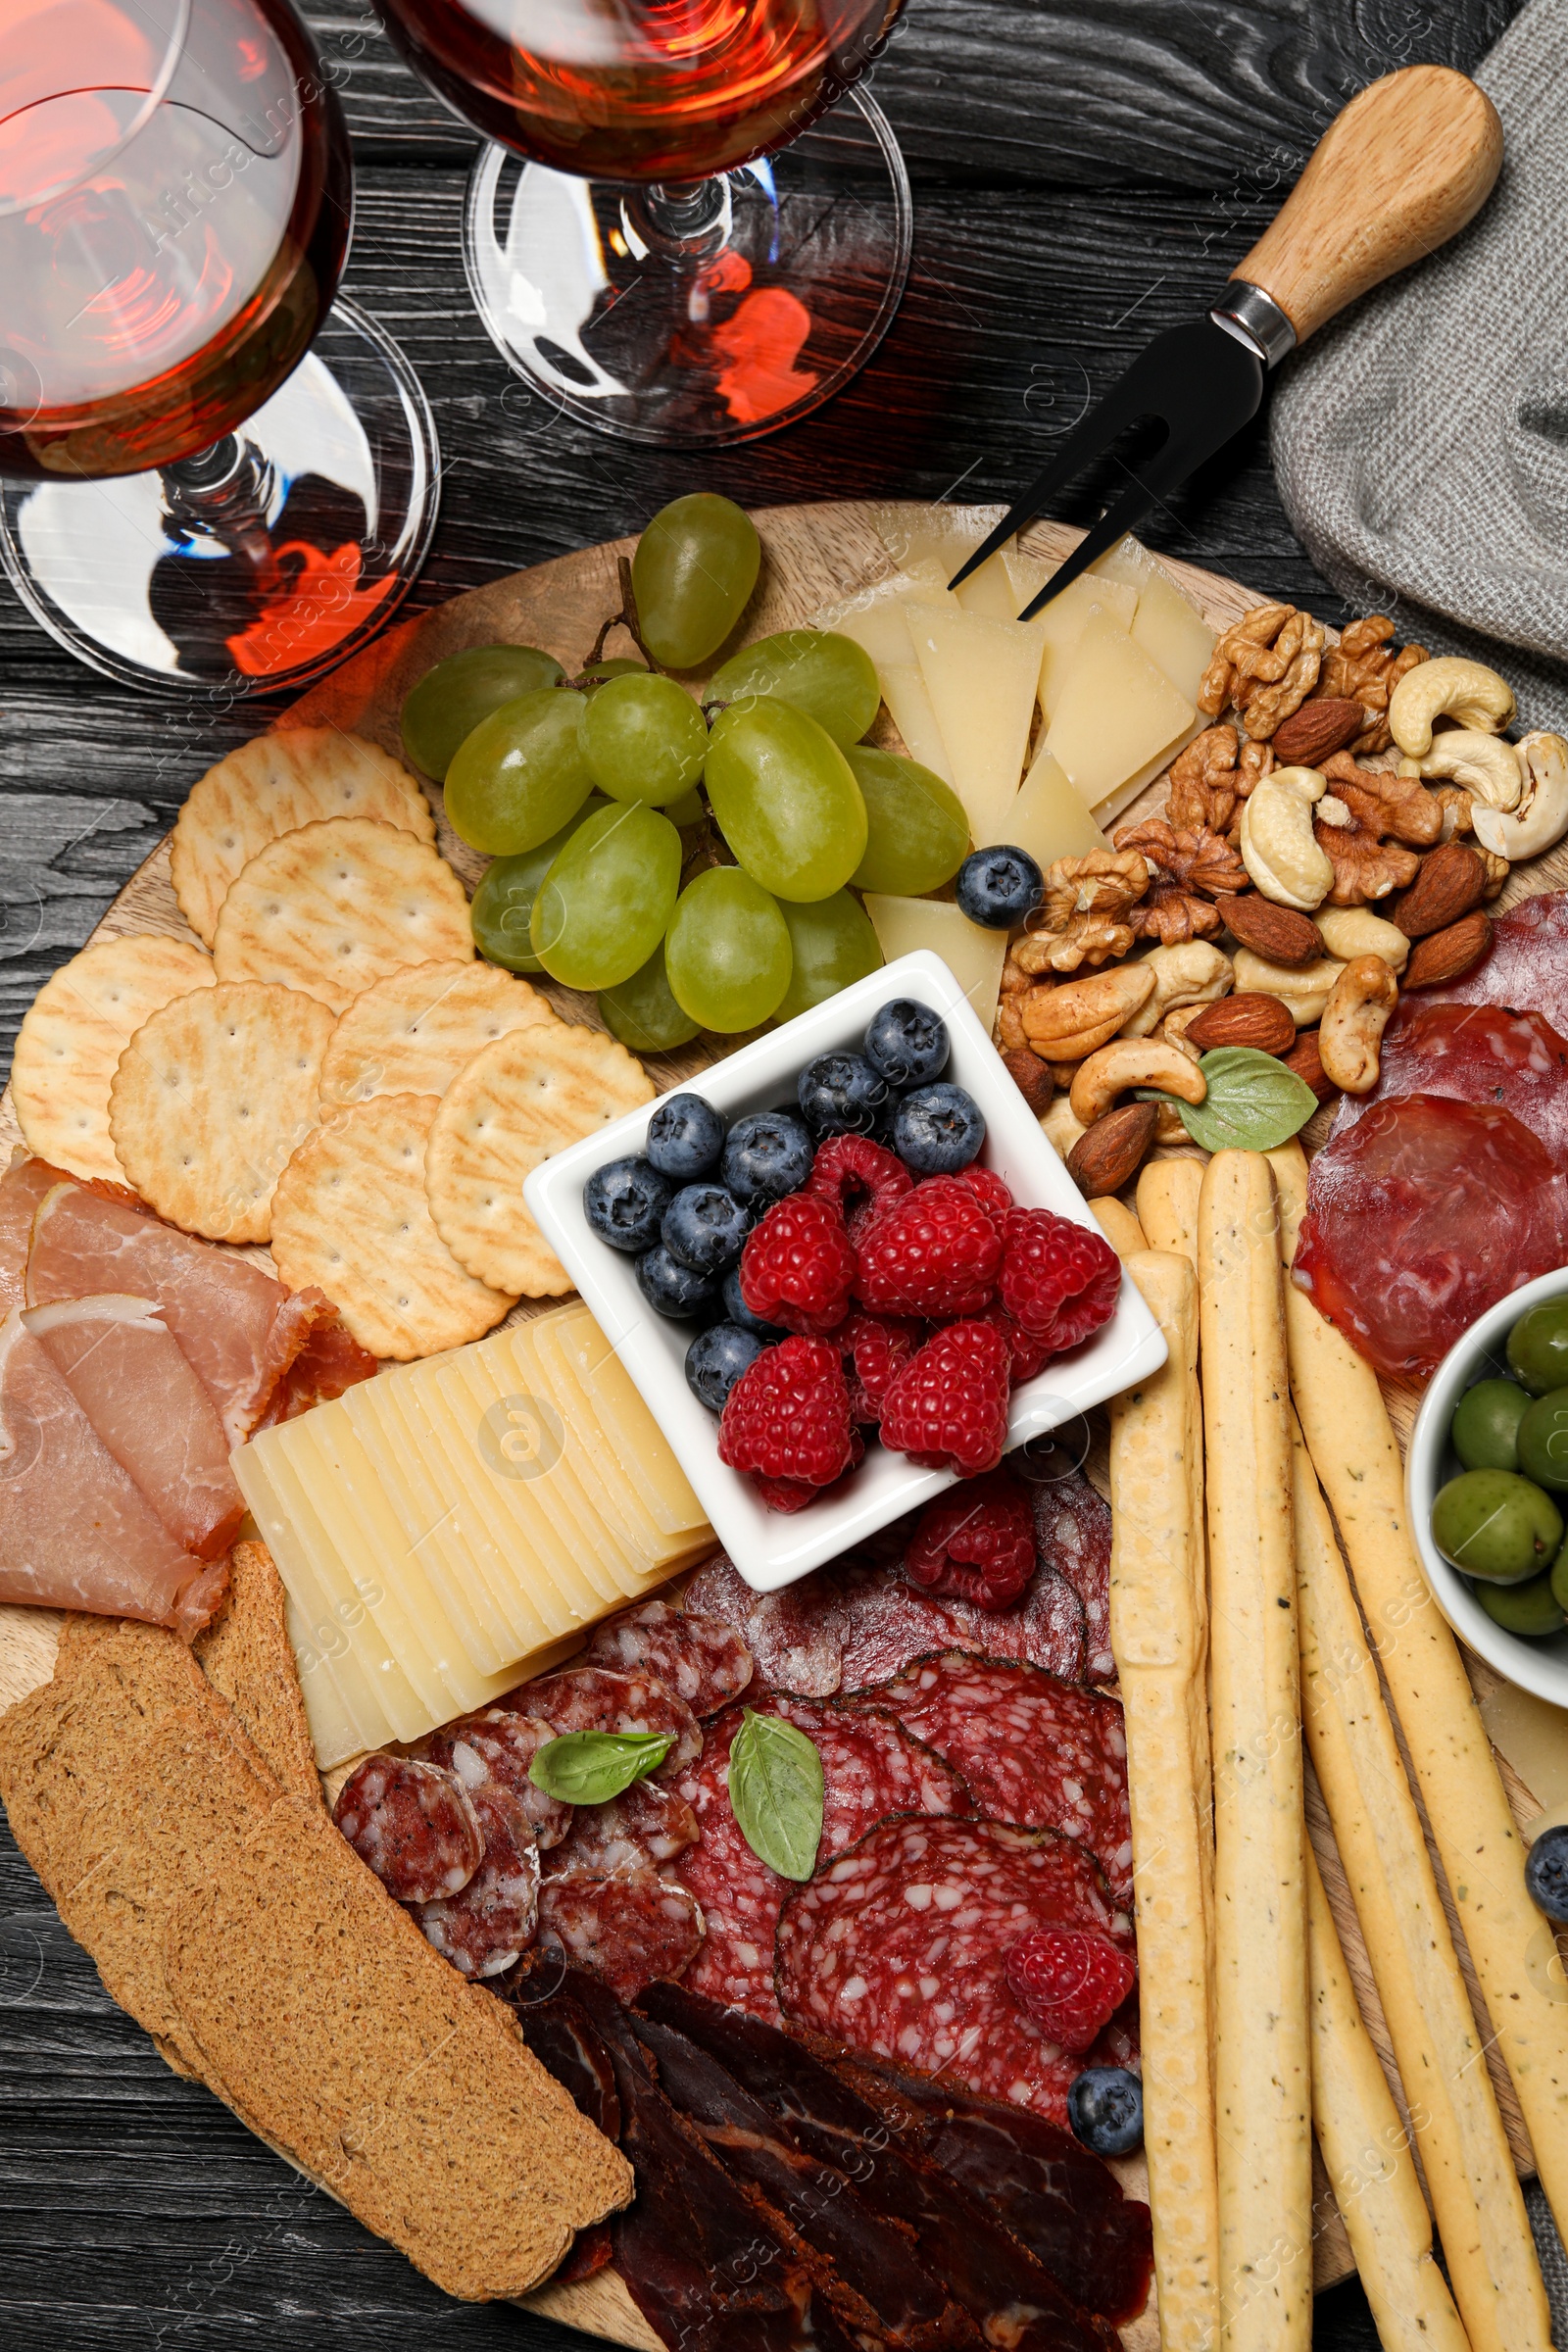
(538, 1870, 705, 2000)
(427, 1708, 572, 1850)
(548, 1778, 699, 1878)
(1031, 1471, 1114, 1684)
(0, 1307, 227, 1636)
(851, 1654, 1133, 1899)
(0, 1157, 69, 1318)
(517, 1665, 703, 1777)
(684, 1555, 851, 1697)
(1422, 889, 1568, 1034)
(775, 1816, 1135, 2123)
(513, 1989, 622, 2139)
(673, 1695, 968, 2024)
(1331, 1000, 1568, 1164)
(1295, 1093, 1568, 1380)
(556, 2224, 613, 2282)
(332, 1752, 482, 1903)
(417, 1782, 540, 1979)
(646, 1982, 1143, 2340)
(250, 1302, 379, 1428)
(584, 1597, 754, 1718)
(24, 1295, 243, 1559)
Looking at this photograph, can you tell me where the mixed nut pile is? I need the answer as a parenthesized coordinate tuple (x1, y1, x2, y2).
(994, 607, 1568, 1199)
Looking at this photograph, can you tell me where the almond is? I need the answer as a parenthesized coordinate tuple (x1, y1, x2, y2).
(1268, 697, 1366, 765)
(1066, 1102, 1158, 1199)
(1283, 1030, 1338, 1103)
(1388, 841, 1487, 939)
(1184, 992, 1297, 1055)
(1001, 1046, 1054, 1114)
(1212, 892, 1323, 969)
(1403, 909, 1493, 989)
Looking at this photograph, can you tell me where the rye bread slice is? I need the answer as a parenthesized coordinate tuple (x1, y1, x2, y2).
(195, 1539, 321, 1807)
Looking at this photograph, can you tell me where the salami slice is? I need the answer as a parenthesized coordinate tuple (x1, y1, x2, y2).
(1031, 1471, 1113, 1684)
(1420, 890, 1568, 1035)
(1331, 1000, 1568, 1165)
(584, 1597, 754, 1718)
(332, 1752, 482, 1903)
(684, 1555, 850, 1697)
(427, 1708, 572, 1850)
(538, 1870, 705, 2001)
(515, 1665, 703, 1776)
(775, 1815, 1135, 2122)
(549, 1777, 700, 1878)
(673, 1696, 968, 2024)
(849, 1654, 1132, 1900)
(416, 1782, 540, 1979)
(1295, 1092, 1568, 1379)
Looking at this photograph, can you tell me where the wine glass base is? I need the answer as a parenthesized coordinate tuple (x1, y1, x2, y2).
(0, 298, 440, 700)
(463, 87, 912, 447)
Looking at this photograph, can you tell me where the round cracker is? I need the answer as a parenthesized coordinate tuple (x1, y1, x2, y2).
(109, 982, 334, 1244)
(12, 934, 216, 1184)
(212, 817, 472, 1014)
(172, 728, 434, 947)
(270, 1094, 514, 1359)
(318, 959, 559, 1110)
(426, 1023, 655, 1298)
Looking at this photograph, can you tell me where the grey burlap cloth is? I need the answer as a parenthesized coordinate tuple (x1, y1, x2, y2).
(1271, 0, 1568, 736)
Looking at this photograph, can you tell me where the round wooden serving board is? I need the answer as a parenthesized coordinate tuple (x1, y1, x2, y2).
(0, 502, 1555, 2347)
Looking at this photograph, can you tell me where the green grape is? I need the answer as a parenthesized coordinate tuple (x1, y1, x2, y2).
(580, 657, 648, 695)
(632, 494, 760, 668)
(599, 944, 701, 1053)
(704, 698, 867, 903)
(705, 629, 879, 747)
(665, 787, 707, 827)
(400, 644, 564, 780)
(665, 866, 792, 1033)
(775, 891, 883, 1023)
(445, 688, 592, 856)
(580, 672, 710, 807)
(530, 802, 682, 991)
(468, 797, 609, 974)
(848, 745, 971, 894)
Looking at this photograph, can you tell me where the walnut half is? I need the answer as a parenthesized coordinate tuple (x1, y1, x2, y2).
(1113, 818, 1249, 945)
(1165, 725, 1273, 837)
(1198, 604, 1327, 739)
(1017, 851, 1149, 972)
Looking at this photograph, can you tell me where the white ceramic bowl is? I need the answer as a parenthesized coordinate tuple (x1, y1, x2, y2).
(525, 949, 1167, 1592)
(1407, 1267, 1568, 1707)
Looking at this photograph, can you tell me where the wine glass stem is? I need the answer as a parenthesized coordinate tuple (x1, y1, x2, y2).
(622, 175, 732, 264)
(161, 433, 279, 579)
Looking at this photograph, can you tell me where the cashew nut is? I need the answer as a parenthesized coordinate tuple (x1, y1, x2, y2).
(1389, 655, 1515, 758)
(1160, 1003, 1207, 1059)
(1239, 765, 1335, 910)
(1020, 961, 1155, 1058)
(1313, 906, 1410, 974)
(1397, 728, 1522, 811)
(1118, 940, 1233, 1037)
(1070, 1040, 1207, 1127)
(1232, 948, 1346, 1027)
(1317, 955, 1399, 1095)
(1472, 731, 1568, 859)
(1040, 1095, 1089, 1161)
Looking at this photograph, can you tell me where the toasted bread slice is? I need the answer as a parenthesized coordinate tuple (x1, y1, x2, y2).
(195, 1539, 321, 1807)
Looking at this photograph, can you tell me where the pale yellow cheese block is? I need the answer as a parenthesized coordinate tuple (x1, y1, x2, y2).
(554, 1307, 710, 1546)
(1043, 611, 1200, 825)
(906, 601, 1043, 845)
(875, 661, 957, 787)
(436, 1350, 621, 1618)
(1003, 749, 1110, 869)
(1032, 573, 1139, 719)
(862, 896, 1007, 1036)
(810, 570, 955, 669)
(1092, 534, 1219, 704)
(237, 1449, 385, 1764)
(528, 1314, 659, 1558)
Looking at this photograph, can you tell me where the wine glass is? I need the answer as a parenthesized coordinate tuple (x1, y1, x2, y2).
(372, 0, 913, 445)
(0, 0, 440, 698)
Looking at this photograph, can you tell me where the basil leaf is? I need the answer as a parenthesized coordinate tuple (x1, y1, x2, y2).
(727, 1709, 825, 1882)
(1144, 1046, 1319, 1153)
(529, 1729, 672, 1804)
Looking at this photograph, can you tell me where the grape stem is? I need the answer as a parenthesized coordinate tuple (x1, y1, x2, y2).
(580, 554, 662, 678)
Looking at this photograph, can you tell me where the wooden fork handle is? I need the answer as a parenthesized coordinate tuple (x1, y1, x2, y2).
(1231, 64, 1502, 347)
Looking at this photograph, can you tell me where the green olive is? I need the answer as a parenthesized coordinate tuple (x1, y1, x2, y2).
(1432, 1469, 1564, 1584)
(1507, 1297, 1568, 1396)
(1451, 1378, 1533, 1473)
(1475, 1571, 1568, 1640)
(1519, 1389, 1568, 1492)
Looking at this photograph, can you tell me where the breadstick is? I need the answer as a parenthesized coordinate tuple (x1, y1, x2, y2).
(1304, 1846, 1471, 2352)
(1198, 1152, 1311, 2352)
(1089, 1196, 1147, 1260)
(1137, 1157, 1204, 1266)
(1293, 1413, 1549, 2352)
(1108, 1249, 1217, 2352)
(1268, 1139, 1568, 2236)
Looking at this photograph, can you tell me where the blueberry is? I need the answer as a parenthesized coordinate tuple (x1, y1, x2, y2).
(1525, 1823, 1568, 1922)
(956, 844, 1045, 930)
(722, 1264, 788, 1342)
(798, 1052, 889, 1140)
(584, 1155, 672, 1252)
(647, 1092, 726, 1182)
(894, 1082, 986, 1174)
(1066, 2067, 1144, 2157)
(685, 1323, 764, 1412)
(721, 1108, 815, 1205)
(636, 1245, 721, 1321)
(662, 1183, 750, 1276)
(864, 999, 950, 1089)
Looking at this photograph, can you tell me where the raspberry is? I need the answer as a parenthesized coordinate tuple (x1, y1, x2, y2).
(1004, 1928, 1136, 2053)
(979, 1301, 1053, 1385)
(905, 1470, 1036, 1606)
(1000, 1208, 1121, 1353)
(718, 1336, 855, 1489)
(806, 1134, 912, 1239)
(837, 1309, 925, 1425)
(880, 1318, 1012, 1478)
(751, 1427, 864, 1514)
(855, 1177, 1002, 1319)
(956, 1164, 1014, 1232)
(738, 1193, 857, 1337)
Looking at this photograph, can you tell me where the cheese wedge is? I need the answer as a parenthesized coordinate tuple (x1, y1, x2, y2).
(1092, 533, 1218, 705)
(1043, 612, 1199, 825)
(875, 662, 957, 788)
(810, 569, 956, 670)
(1004, 749, 1109, 867)
(1032, 574, 1138, 720)
(862, 895, 1007, 1036)
(906, 602, 1043, 846)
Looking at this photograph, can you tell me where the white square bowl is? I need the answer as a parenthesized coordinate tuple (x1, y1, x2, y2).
(524, 949, 1166, 1591)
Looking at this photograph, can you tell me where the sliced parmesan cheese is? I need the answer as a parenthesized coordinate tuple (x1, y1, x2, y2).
(1043, 612, 1199, 825)
(1033, 574, 1137, 720)
(1005, 749, 1109, 866)
(236, 1445, 394, 1765)
(869, 503, 998, 580)
(554, 1307, 710, 1548)
(906, 601, 1043, 846)
(862, 894, 1007, 1035)
(1091, 533, 1218, 705)
(876, 661, 957, 787)
(810, 569, 956, 670)
(954, 543, 1042, 623)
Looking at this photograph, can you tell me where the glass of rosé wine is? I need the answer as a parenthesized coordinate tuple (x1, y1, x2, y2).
(0, 0, 440, 697)
(373, 0, 913, 444)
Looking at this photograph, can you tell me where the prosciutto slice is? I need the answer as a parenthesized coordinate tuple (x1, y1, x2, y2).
(0, 1307, 227, 1637)
(23, 1295, 243, 1558)
(0, 1156, 69, 1318)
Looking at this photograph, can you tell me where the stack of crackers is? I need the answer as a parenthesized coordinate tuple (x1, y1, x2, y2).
(10, 728, 655, 1359)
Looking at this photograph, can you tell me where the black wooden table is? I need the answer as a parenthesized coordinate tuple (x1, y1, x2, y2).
(0, 3, 1525, 2342)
